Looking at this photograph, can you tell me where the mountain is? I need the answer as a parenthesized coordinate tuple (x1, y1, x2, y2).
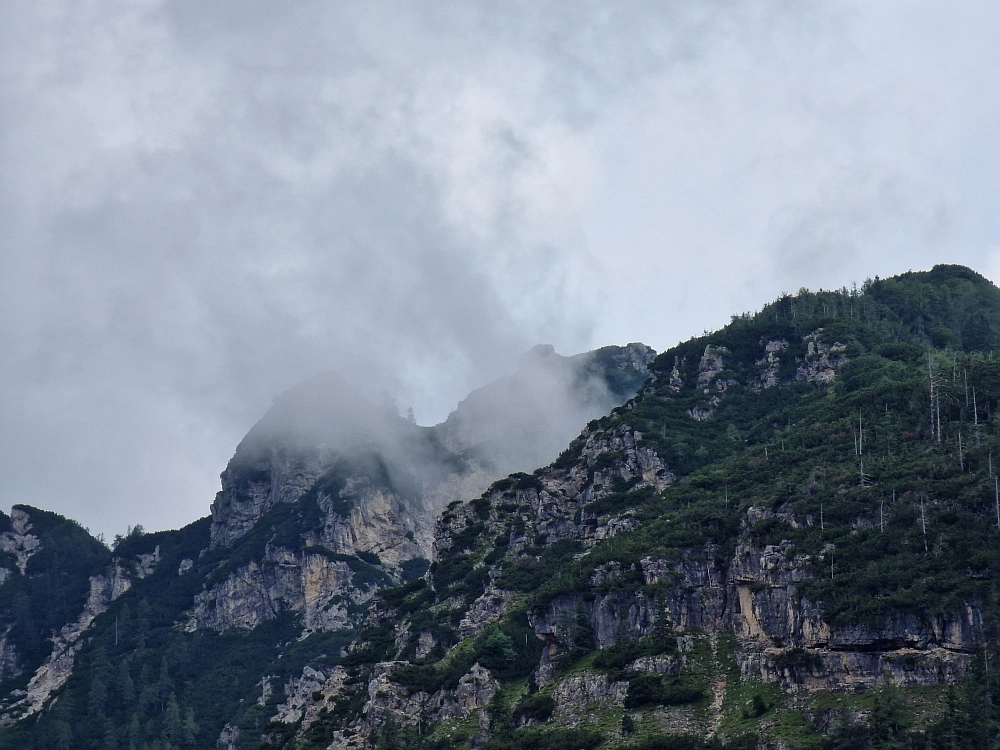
(0, 342, 654, 748)
(4, 266, 1000, 750)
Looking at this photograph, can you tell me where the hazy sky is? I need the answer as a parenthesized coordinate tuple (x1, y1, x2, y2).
(2, 1, 999, 538)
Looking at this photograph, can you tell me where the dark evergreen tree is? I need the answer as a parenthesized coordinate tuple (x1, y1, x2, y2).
(870, 681, 911, 749)
(572, 602, 594, 657)
(117, 659, 135, 708)
(163, 693, 181, 746)
(127, 713, 140, 750)
(181, 708, 197, 747)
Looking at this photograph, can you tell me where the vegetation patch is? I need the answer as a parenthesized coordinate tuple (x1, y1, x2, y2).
(624, 673, 704, 709)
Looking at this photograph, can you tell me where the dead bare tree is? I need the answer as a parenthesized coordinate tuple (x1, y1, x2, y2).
(995, 477, 999, 530)
(929, 355, 944, 443)
(920, 496, 929, 553)
(974, 388, 981, 446)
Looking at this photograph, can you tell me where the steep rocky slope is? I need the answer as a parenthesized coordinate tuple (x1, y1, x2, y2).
(0, 343, 653, 750)
(3, 266, 1000, 750)
(255, 266, 1000, 750)
(195, 343, 653, 640)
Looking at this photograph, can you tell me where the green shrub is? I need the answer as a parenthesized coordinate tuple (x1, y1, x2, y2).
(593, 636, 676, 677)
(624, 674, 703, 709)
(400, 557, 430, 582)
(517, 693, 555, 723)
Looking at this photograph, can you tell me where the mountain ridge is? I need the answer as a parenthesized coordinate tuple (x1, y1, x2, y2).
(2, 266, 1000, 749)
(0, 341, 656, 747)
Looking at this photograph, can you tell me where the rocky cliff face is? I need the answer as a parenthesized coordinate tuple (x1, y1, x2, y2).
(195, 345, 656, 637)
(0, 560, 131, 725)
(0, 344, 655, 748)
(269, 287, 1000, 749)
(210, 444, 329, 550)
(7, 267, 1000, 750)
(0, 507, 151, 728)
(190, 549, 361, 633)
(210, 344, 655, 553)
(0, 509, 40, 577)
(0, 343, 658, 748)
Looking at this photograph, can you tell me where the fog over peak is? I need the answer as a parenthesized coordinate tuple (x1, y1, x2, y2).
(2, 1, 1000, 538)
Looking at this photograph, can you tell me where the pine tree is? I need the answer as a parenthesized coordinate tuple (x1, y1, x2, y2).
(12, 592, 39, 654)
(156, 657, 173, 711)
(376, 717, 401, 750)
(89, 674, 108, 717)
(927, 686, 962, 750)
(621, 712, 635, 736)
(135, 599, 151, 650)
(571, 603, 593, 657)
(102, 719, 119, 750)
(486, 692, 514, 745)
(117, 601, 132, 648)
(48, 698, 74, 750)
(52, 720, 73, 750)
(869, 680, 911, 749)
(956, 651, 1000, 749)
(164, 693, 182, 745)
(127, 713, 141, 750)
(820, 710, 870, 750)
(118, 659, 135, 707)
(181, 708, 198, 746)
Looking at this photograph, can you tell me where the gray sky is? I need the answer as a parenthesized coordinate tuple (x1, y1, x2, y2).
(2, 1, 999, 539)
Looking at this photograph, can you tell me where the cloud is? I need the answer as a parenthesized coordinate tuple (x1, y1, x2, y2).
(1, 1, 999, 537)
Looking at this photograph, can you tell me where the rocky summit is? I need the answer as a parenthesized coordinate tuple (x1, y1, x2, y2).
(3, 266, 1000, 750)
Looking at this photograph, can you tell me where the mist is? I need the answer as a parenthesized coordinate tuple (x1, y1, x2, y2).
(435, 344, 654, 478)
(2, 1, 1000, 538)
(225, 342, 652, 524)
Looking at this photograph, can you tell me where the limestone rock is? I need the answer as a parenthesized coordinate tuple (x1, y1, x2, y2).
(294, 666, 350, 729)
(697, 346, 735, 392)
(218, 723, 240, 750)
(742, 646, 969, 694)
(0, 509, 40, 575)
(1, 560, 131, 723)
(0, 631, 21, 684)
(274, 666, 328, 724)
(553, 672, 627, 716)
(668, 356, 685, 392)
(687, 397, 719, 421)
(751, 338, 789, 390)
(797, 330, 848, 385)
(460, 590, 517, 639)
(629, 653, 683, 674)
(456, 664, 497, 720)
(189, 547, 368, 633)
(209, 446, 330, 549)
(302, 479, 426, 565)
(135, 545, 160, 578)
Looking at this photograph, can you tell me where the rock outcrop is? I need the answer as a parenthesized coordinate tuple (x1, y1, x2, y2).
(751, 338, 789, 390)
(0, 509, 40, 576)
(697, 345, 731, 392)
(1, 560, 131, 724)
(195, 346, 657, 636)
(797, 330, 849, 385)
(190, 547, 371, 633)
(209, 344, 656, 553)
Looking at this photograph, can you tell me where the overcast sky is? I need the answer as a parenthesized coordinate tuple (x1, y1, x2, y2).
(2, 1, 999, 539)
